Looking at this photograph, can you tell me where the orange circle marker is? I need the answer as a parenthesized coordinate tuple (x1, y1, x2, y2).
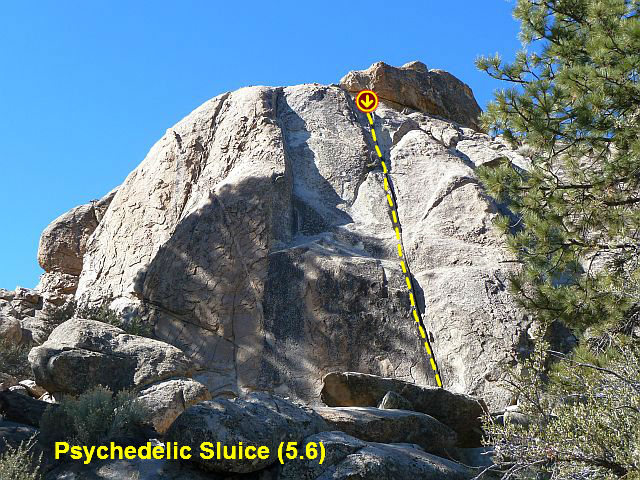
(355, 90, 379, 113)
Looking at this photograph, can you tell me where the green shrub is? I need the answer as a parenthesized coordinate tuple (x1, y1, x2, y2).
(40, 386, 148, 446)
(39, 301, 77, 341)
(45, 299, 154, 338)
(0, 339, 31, 379)
(484, 339, 640, 479)
(75, 301, 153, 338)
(0, 437, 42, 480)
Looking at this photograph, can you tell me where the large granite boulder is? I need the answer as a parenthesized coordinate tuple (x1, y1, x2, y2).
(313, 406, 457, 455)
(278, 431, 471, 480)
(28, 318, 194, 395)
(65, 62, 531, 410)
(166, 392, 327, 474)
(321, 372, 487, 447)
(340, 61, 483, 131)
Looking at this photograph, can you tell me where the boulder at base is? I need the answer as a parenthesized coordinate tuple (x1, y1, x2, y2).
(313, 406, 457, 456)
(28, 318, 194, 395)
(321, 372, 487, 446)
(166, 392, 327, 474)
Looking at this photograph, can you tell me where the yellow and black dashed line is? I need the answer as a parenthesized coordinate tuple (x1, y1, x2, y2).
(366, 112, 443, 388)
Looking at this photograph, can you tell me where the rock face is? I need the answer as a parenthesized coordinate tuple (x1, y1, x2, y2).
(278, 431, 471, 480)
(28, 318, 194, 395)
(57, 61, 531, 409)
(313, 406, 457, 455)
(321, 372, 486, 447)
(341, 61, 482, 131)
(166, 392, 327, 473)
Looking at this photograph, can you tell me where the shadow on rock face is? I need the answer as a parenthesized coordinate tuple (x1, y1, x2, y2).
(131, 170, 434, 401)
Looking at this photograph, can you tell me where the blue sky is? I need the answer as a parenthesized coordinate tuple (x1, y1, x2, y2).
(0, 1, 521, 290)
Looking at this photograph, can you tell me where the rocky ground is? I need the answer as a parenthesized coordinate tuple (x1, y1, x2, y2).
(0, 61, 549, 478)
(1, 318, 496, 478)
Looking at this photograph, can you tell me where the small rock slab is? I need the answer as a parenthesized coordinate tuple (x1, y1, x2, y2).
(321, 372, 487, 446)
(314, 406, 457, 456)
(136, 377, 211, 434)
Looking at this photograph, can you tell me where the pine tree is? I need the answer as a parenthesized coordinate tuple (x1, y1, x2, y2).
(476, 0, 640, 334)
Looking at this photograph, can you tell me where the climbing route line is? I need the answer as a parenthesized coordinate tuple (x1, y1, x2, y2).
(366, 111, 443, 388)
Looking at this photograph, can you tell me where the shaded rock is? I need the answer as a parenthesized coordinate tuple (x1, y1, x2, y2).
(0, 390, 58, 427)
(28, 318, 193, 395)
(43, 456, 220, 480)
(340, 61, 482, 130)
(13, 287, 41, 305)
(321, 372, 486, 446)
(0, 287, 52, 346)
(378, 391, 413, 410)
(314, 406, 457, 455)
(37, 188, 117, 276)
(19, 314, 53, 345)
(166, 392, 326, 473)
(279, 431, 471, 480)
(0, 289, 14, 301)
(136, 377, 211, 434)
(0, 420, 39, 456)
